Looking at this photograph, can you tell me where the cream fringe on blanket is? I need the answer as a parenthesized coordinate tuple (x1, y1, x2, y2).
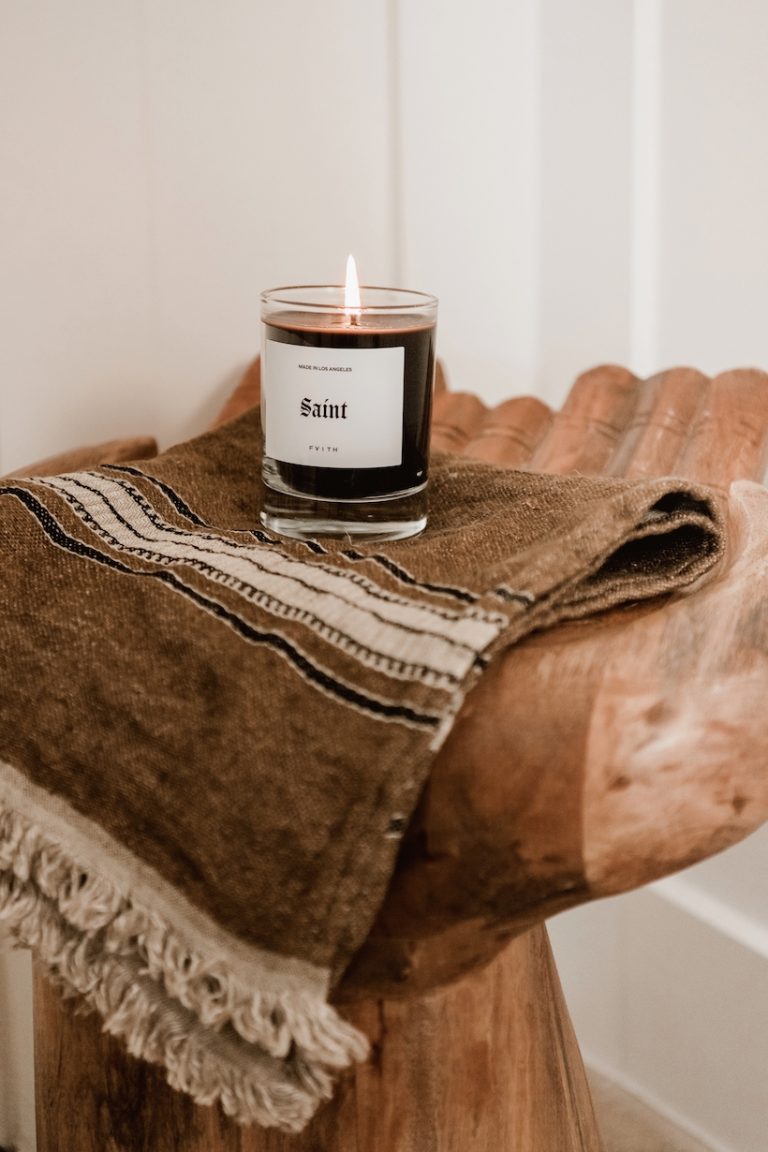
(0, 765, 367, 1130)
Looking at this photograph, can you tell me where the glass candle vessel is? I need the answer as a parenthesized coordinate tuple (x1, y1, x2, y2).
(260, 283, 437, 542)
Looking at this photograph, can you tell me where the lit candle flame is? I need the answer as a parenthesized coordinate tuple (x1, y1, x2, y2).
(344, 253, 361, 322)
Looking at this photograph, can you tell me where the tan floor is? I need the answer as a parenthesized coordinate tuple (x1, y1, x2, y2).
(589, 1071, 714, 1152)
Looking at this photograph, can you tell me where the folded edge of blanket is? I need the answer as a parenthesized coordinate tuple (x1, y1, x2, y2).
(0, 762, 368, 1130)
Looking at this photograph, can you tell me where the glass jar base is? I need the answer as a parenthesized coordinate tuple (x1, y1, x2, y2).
(261, 484, 427, 543)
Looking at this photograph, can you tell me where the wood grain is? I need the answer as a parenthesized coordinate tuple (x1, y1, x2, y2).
(529, 364, 637, 474)
(674, 368, 768, 485)
(604, 367, 707, 479)
(34, 926, 602, 1152)
(464, 395, 552, 467)
(430, 390, 488, 454)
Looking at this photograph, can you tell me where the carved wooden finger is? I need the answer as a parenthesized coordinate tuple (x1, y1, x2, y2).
(673, 368, 768, 487)
(605, 367, 708, 479)
(529, 364, 637, 474)
(464, 396, 553, 467)
(430, 389, 489, 454)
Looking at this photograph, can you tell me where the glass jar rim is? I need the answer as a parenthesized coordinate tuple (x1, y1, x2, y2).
(261, 283, 438, 312)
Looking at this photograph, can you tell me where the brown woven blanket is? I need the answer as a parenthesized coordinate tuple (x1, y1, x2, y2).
(0, 408, 725, 1130)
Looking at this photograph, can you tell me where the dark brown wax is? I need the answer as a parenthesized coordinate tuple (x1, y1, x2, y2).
(264, 312, 435, 500)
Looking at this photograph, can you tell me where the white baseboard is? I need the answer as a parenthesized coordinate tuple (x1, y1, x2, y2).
(652, 873, 768, 961)
(586, 1051, 728, 1152)
(549, 885, 768, 1152)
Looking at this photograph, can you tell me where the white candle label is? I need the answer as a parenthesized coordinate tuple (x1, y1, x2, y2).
(264, 339, 405, 469)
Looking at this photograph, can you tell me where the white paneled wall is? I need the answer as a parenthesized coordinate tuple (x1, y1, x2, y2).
(538, 0, 635, 398)
(2, 2, 768, 1148)
(657, 0, 768, 374)
(0, 0, 397, 474)
(397, 0, 541, 401)
(550, 878, 768, 1152)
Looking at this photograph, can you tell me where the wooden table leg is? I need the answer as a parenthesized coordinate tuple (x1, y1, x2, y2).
(33, 924, 602, 1152)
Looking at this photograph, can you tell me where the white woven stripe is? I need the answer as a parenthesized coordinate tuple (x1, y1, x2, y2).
(39, 474, 504, 684)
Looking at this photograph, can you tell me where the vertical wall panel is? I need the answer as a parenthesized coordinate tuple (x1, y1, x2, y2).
(538, 0, 635, 405)
(141, 0, 396, 446)
(628, 0, 662, 376)
(0, 1, 151, 473)
(396, 0, 541, 403)
(0, 0, 396, 470)
(656, 0, 768, 374)
(397, 0, 636, 409)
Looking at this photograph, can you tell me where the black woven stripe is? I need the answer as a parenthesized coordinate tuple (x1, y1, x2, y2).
(108, 467, 488, 607)
(46, 475, 477, 671)
(66, 472, 489, 626)
(107, 464, 329, 553)
(492, 586, 535, 607)
(105, 464, 210, 528)
(1, 486, 441, 728)
(342, 548, 478, 605)
(102, 474, 278, 551)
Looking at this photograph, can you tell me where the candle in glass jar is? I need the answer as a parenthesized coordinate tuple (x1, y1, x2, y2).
(260, 258, 437, 542)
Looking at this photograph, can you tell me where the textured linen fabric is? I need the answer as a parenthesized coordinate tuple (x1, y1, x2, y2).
(0, 409, 725, 1129)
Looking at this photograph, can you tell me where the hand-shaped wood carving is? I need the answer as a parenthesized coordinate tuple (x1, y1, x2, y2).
(343, 365, 768, 995)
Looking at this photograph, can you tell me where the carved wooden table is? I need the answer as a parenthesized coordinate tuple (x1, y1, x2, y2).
(32, 362, 768, 1150)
